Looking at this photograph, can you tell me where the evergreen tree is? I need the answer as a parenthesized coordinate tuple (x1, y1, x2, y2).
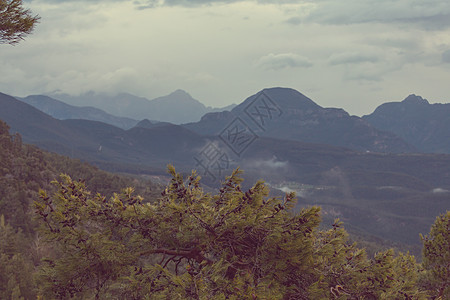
(421, 211, 450, 298)
(0, 0, 39, 44)
(0, 119, 163, 298)
(34, 166, 427, 299)
(0, 215, 36, 299)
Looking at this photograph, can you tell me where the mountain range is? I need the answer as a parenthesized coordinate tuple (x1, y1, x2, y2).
(47, 90, 236, 124)
(21, 89, 450, 155)
(184, 88, 416, 153)
(1, 87, 450, 248)
(363, 94, 450, 153)
(0, 92, 207, 171)
(18, 95, 139, 129)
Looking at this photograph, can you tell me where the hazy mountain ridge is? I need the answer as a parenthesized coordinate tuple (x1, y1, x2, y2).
(17, 94, 139, 129)
(48, 90, 236, 124)
(363, 94, 450, 153)
(0, 92, 206, 168)
(184, 87, 415, 153)
(1, 89, 449, 245)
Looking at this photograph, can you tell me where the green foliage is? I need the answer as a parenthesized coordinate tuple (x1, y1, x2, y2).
(0, 119, 162, 298)
(0, 215, 36, 299)
(309, 223, 427, 299)
(0, 119, 160, 235)
(34, 166, 428, 299)
(0, 0, 39, 44)
(420, 211, 450, 298)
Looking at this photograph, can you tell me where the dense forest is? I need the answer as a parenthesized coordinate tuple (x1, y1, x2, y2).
(0, 119, 449, 299)
(0, 120, 160, 298)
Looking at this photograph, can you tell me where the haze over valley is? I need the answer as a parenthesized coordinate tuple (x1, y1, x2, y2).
(2, 87, 449, 249)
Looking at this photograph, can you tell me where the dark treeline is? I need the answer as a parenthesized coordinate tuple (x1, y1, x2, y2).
(0, 119, 162, 298)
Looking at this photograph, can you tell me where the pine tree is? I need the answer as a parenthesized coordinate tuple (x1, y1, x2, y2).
(421, 211, 450, 298)
(34, 166, 429, 299)
(0, 215, 36, 299)
(0, 0, 39, 44)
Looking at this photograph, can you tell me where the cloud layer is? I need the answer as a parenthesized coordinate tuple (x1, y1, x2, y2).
(257, 53, 313, 70)
(3, 0, 450, 116)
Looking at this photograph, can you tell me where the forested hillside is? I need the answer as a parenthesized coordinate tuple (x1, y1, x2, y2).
(0, 120, 162, 298)
(0, 119, 448, 299)
(0, 120, 160, 230)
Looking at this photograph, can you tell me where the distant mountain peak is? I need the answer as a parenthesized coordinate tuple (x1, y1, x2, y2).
(153, 89, 200, 105)
(135, 119, 153, 128)
(234, 87, 321, 112)
(171, 89, 189, 96)
(185, 87, 413, 153)
(164, 89, 194, 101)
(263, 87, 298, 93)
(363, 93, 450, 153)
(402, 94, 429, 105)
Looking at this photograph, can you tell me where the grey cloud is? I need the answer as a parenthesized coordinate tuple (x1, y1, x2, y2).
(409, 13, 450, 31)
(30, 0, 300, 9)
(132, 0, 299, 10)
(29, 0, 450, 27)
(344, 72, 381, 82)
(31, 0, 450, 32)
(38, 0, 247, 7)
(285, 16, 302, 25)
(364, 36, 421, 51)
(442, 50, 450, 63)
(150, 0, 302, 6)
(303, 0, 450, 30)
(246, 157, 288, 169)
(26, 0, 126, 3)
(256, 53, 313, 70)
(329, 52, 379, 66)
(155, 0, 241, 7)
(432, 188, 449, 194)
(340, 58, 409, 82)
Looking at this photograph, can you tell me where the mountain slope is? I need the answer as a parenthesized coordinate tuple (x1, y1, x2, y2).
(0, 92, 86, 150)
(50, 90, 235, 124)
(184, 87, 415, 153)
(0, 93, 136, 162)
(238, 137, 450, 245)
(2, 90, 449, 246)
(363, 94, 450, 153)
(0, 92, 206, 169)
(0, 118, 161, 231)
(146, 89, 216, 124)
(18, 95, 139, 129)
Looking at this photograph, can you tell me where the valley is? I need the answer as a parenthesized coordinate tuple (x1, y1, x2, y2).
(1, 87, 449, 251)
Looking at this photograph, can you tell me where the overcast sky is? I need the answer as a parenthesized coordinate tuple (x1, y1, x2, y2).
(2, 0, 450, 115)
